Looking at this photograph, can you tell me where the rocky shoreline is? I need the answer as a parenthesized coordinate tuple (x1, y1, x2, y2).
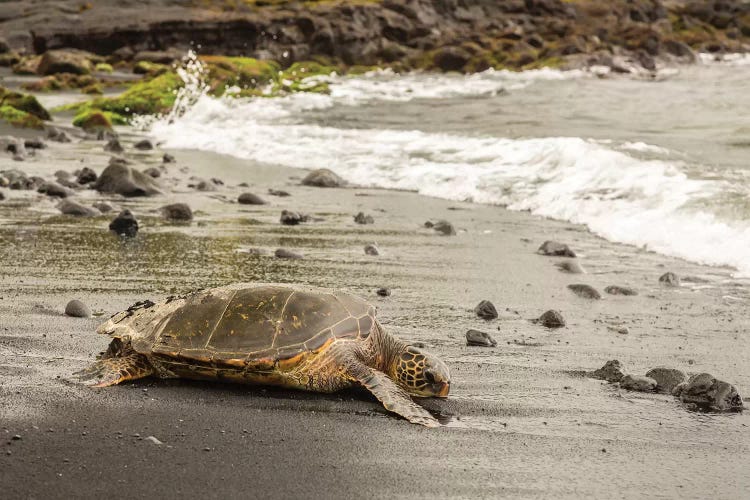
(2, 0, 750, 75)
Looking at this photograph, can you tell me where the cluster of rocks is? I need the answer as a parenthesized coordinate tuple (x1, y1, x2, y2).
(590, 360, 743, 412)
(1, 0, 747, 77)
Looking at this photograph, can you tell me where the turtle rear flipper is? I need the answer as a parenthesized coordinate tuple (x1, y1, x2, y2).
(75, 340, 154, 387)
(355, 367, 440, 428)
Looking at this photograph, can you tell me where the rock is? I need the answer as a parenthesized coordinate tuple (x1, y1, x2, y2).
(432, 220, 456, 236)
(645, 367, 686, 394)
(474, 300, 498, 320)
(76, 167, 97, 184)
(24, 137, 46, 149)
(238, 193, 267, 205)
(364, 244, 380, 256)
(104, 138, 124, 153)
(659, 272, 680, 287)
(134, 139, 154, 150)
(0, 191, 4, 201)
(145, 436, 163, 445)
(604, 285, 637, 296)
(58, 199, 99, 217)
(134, 50, 181, 64)
(193, 179, 217, 192)
(466, 329, 497, 347)
(376, 287, 391, 297)
(11, 434, 21, 441)
(65, 299, 91, 318)
(94, 163, 161, 197)
(614, 326, 629, 335)
(353, 212, 374, 224)
(162, 153, 175, 163)
(678, 373, 743, 412)
(47, 127, 72, 143)
(590, 360, 625, 383)
(280, 210, 308, 225)
(301, 168, 345, 188)
(92, 201, 114, 213)
(537, 310, 565, 328)
(538, 240, 576, 257)
(268, 189, 291, 197)
(142, 167, 161, 178)
(620, 374, 657, 392)
(274, 248, 303, 259)
(567, 284, 601, 300)
(1, 136, 27, 157)
(160, 203, 193, 221)
(555, 260, 585, 274)
(38, 181, 72, 198)
(37, 49, 93, 75)
(109, 209, 139, 237)
(55, 170, 72, 181)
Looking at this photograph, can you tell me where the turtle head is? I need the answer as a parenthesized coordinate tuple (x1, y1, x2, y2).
(392, 345, 450, 398)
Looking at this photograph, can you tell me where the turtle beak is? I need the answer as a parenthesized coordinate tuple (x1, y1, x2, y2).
(436, 381, 450, 398)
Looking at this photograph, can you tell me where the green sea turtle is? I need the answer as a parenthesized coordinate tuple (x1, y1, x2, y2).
(76, 283, 450, 427)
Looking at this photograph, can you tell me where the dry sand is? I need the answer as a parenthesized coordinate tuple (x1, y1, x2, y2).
(1, 125, 749, 498)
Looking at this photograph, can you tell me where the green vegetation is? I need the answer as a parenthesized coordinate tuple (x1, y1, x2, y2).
(95, 62, 114, 73)
(0, 87, 51, 128)
(72, 109, 117, 131)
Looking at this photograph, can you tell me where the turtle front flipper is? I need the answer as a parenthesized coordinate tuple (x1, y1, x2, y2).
(355, 367, 440, 427)
(74, 339, 154, 387)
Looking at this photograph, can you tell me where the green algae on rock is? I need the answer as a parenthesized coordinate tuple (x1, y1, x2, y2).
(72, 110, 116, 131)
(0, 87, 51, 129)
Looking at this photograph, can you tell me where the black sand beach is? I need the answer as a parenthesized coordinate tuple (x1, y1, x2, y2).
(1, 127, 749, 498)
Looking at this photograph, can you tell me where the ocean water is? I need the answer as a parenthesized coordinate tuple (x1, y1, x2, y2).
(145, 54, 750, 276)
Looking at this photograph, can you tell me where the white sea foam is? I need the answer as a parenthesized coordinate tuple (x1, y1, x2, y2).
(146, 63, 750, 276)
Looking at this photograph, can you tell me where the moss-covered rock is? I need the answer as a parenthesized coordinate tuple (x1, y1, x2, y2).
(12, 55, 41, 75)
(72, 110, 114, 131)
(0, 105, 45, 129)
(21, 73, 97, 92)
(133, 60, 169, 76)
(38, 49, 94, 75)
(81, 83, 104, 95)
(200, 56, 280, 95)
(95, 62, 114, 73)
(0, 87, 51, 121)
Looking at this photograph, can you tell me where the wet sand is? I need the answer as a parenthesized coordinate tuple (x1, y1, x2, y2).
(1, 126, 749, 498)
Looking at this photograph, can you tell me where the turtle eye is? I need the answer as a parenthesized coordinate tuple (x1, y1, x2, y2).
(424, 370, 436, 384)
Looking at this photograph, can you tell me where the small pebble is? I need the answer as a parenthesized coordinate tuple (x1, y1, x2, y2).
(163, 153, 175, 163)
(103, 138, 123, 153)
(145, 436, 163, 445)
(466, 329, 497, 347)
(280, 210, 307, 225)
(567, 284, 601, 300)
(65, 299, 91, 318)
(537, 309, 565, 328)
(555, 260, 585, 274)
(659, 272, 680, 287)
(353, 212, 374, 224)
(160, 203, 193, 221)
(538, 240, 576, 257)
(474, 300, 498, 320)
(364, 244, 380, 256)
(274, 248, 303, 259)
(11, 435, 21, 441)
(590, 360, 625, 383)
(376, 287, 391, 297)
(134, 139, 154, 150)
(268, 189, 290, 197)
(432, 220, 456, 236)
(238, 193, 267, 205)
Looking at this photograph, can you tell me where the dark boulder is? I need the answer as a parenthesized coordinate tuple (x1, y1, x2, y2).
(104, 138, 124, 153)
(433, 46, 471, 72)
(163, 153, 176, 163)
(364, 244, 380, 256)
(37, 49, 93, 75)
(76, 167, 97, 184)
(94, 163, 161, 197)
(675, 373, 743, 412)
(432, 220, 456, 235)
(376, 287, 391, 297)
(134, 139, 154, 150)
(109, 209, 139, 237)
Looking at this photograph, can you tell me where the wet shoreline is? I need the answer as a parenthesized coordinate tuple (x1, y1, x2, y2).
(1, 127, 748, 498)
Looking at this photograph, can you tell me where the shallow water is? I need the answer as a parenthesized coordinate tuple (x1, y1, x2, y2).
(147, 57, 750, 277)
